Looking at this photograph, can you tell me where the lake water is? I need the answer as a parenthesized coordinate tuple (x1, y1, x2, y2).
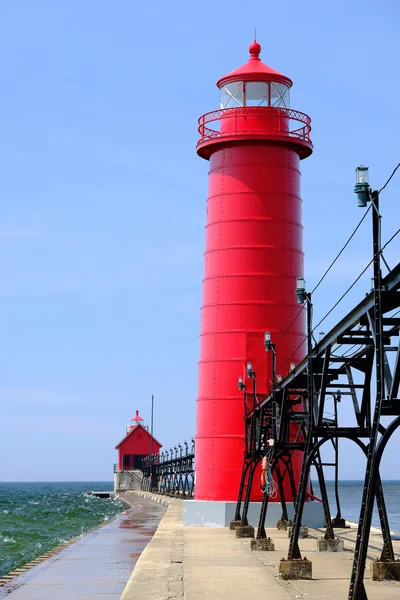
(0, 482, 123, 577)
(313, 480, 400, 531)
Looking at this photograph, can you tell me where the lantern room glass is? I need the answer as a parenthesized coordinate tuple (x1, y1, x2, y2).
(270, 82, 290, 108)
(356, 165, 369, 185)
(219, 82, 244, 108)
(245, 82, 269, 106)
(219, 81, 290, 109)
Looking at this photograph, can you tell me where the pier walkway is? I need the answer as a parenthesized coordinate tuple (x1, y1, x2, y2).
(0, 494, 166, 600)
(122, 491, 400, 600)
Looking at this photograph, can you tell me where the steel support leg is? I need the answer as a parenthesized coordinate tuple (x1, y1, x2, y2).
(313, 451, 334, 540)
(241, 459, 260, 527)
(234, 460, 251, 521)
(375, 474, 395, 560)
(275, 461, 289, 522)
(256, 489, 270, 539)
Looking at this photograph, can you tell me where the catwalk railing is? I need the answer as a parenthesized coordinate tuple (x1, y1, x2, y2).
(197, 107, 312, 145)
(234, 197, 400, 599)
(141, 439, 195, 497)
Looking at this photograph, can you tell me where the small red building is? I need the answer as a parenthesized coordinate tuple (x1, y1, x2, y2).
(115, 410, 162, 471)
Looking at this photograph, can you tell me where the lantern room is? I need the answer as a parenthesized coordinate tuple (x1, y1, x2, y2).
(218, 41, 292, 109)
(219, 80, 290, 109)
(196, 40, 312, 161)
(126, 409, 144, 433)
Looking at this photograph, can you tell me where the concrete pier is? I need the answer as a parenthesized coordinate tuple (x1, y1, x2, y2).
(122, 491, 400, 600)
(0, 494, 165, 600)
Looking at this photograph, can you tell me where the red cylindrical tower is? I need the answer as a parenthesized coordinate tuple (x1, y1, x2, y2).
(195, 41, 313, 502)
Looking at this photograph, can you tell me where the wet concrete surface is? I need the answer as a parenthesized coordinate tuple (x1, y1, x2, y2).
(0, 494, 166, 600)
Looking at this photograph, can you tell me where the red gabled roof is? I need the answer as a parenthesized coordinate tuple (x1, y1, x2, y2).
(216, 40, 292, 89)
(115, 423, 163, 450)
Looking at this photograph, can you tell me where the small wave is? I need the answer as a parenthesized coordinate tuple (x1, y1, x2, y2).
(1, 536, 16, 544)
(28, 501, 40, 505)
(36, 542, 42, 549)
(3, 510, 9, 514)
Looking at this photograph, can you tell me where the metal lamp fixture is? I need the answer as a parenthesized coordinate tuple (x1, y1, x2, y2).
(238, 376, 244, 391)
(264, 331, 272, 352)
(354, 165, 371, 207)
(295, 276, 307, 304)
(247, 362, 254, 377)
(319, 331, 325, 342)
(290, 362, 296, 371)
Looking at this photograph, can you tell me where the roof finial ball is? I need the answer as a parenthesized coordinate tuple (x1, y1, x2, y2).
(249, 39, 261, 61)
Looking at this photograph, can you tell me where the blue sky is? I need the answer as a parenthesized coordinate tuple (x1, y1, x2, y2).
(0, 1, 399, 481)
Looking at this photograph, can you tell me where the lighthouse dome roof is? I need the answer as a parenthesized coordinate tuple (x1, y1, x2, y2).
(131, 409, 144, 423)
(216, 41, 292, 89)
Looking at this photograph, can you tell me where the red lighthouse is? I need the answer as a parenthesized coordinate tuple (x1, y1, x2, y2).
(195, 41, 312, 503)
(114, 410, 162, 492)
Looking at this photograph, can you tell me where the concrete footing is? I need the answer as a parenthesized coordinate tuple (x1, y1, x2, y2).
(371, 559, 400, 581)
(287, 526, 308, 538)
(331, 516, 348, 528)
(114, 469, 143, 492)
(277, 519, 293, 531)
(250, 537, 275, 551)
(229, 520, 242, 531)
(279, 558, 312, 580)
(235, 525, 255, 538)
(317, 538, 344, 552)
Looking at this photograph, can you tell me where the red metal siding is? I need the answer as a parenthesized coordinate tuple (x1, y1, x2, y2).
(196, 144, 306, 501)
(117, 426, 161, 471)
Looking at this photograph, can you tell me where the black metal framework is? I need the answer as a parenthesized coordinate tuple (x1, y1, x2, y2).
(234, 192, 400, 599)
(141, 439, 195, 498)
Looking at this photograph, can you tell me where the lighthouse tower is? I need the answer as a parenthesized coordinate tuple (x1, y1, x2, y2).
(194, 41, 313, 506)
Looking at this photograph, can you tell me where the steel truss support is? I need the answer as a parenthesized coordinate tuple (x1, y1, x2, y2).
(235, 202, 400, 597)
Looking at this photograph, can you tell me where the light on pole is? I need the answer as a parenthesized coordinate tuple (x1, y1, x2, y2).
(264, 331, 277, 439)
(354, 165, 370, 207)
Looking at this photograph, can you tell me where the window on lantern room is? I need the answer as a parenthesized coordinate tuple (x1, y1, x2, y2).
(244, 82, 269, 106)
(270, 82, 290, 108)
(219, 82, 244, 108)
(219, 81, 290, 109)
